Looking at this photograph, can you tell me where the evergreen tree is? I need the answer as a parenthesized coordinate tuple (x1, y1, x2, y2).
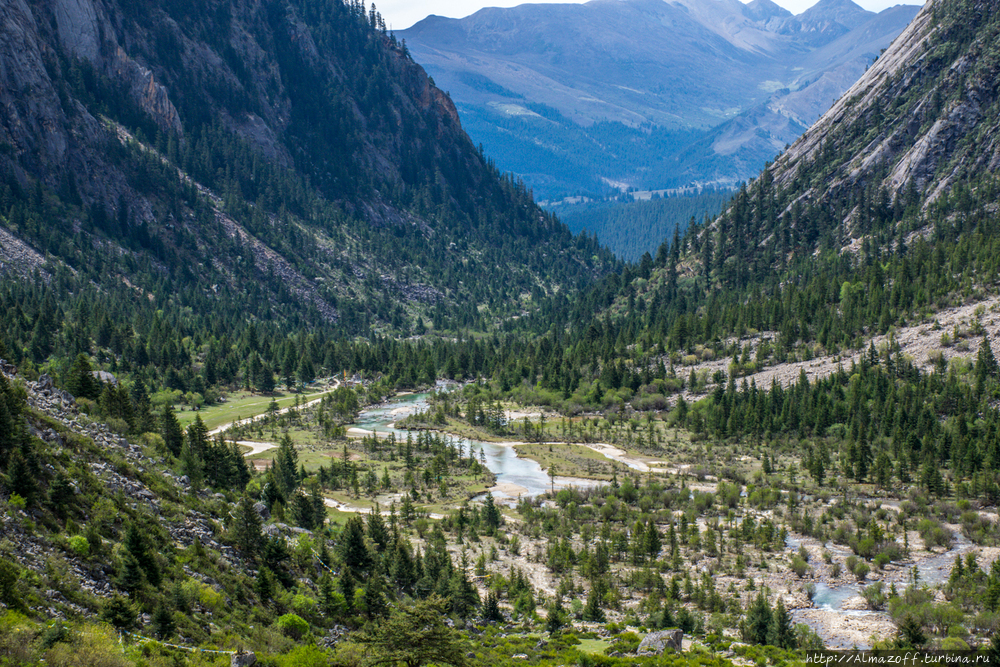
(6, 442, 38, 503)
(232, 494, 264, 562)
(151, 602, 175, 639)
(766, 598, 795, 649)
(123, 523, 161, 587)
(66, 353, 100, 400)
(741, 591, 772, 645)
(544, 594, 566, 632)
(100, 594, 137, 630)
(582, 586, 605, 622)
(340, 515, 372, 576)
(160, 404, 184, 457)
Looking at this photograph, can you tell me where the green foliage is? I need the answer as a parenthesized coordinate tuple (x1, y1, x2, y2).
(0, 558, 23, 611)
(67, 535, 90, 558)
(276, 613, 310, 640)
(100, 593, 137, 631)
(558, 191, 732, 262)
(357, 594, 469, 667)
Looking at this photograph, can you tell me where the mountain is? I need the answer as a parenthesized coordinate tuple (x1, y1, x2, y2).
(556, 0, 1000, 367)
(0, 0, 614, 350)
(399, 0, 920, 200)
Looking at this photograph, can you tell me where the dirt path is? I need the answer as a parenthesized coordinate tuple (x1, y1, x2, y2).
(208, 381, 341, 456)
(323, 496, 443, 520)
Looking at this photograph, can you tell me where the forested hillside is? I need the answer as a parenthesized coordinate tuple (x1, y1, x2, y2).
(0, 0, 614, 394)
(554, 191, 733, 262)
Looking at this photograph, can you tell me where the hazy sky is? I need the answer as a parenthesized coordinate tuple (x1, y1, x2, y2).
(381, 0, 917, 31)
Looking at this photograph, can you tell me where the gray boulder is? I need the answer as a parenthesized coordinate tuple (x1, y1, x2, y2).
(637, 629, 682, 654)
(231, 650, 256, 667)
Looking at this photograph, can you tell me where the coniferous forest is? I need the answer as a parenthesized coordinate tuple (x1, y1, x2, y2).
(3, 0, 1000, 664)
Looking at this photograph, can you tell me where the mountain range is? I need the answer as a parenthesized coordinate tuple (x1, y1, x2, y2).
(400, 0, 920, 200)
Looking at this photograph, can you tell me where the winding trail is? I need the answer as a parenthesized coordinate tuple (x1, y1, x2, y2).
(208, 380, 342, 457)
(323, 496, 444, 520)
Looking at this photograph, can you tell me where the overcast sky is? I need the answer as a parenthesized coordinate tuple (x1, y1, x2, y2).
(381, 0, 918, 31)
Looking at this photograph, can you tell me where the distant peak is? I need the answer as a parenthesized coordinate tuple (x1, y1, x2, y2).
(798, 0, 869, 17)
(743, 0, 793, 21)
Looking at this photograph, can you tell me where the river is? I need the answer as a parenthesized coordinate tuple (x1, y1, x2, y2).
(354, 388, 602, 502)
(786, 531, 977, 648)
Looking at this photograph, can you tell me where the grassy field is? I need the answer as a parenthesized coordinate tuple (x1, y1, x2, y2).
(175, 386, 337, 430)
(403, 416, 509, 443)
(514, 443, 618, 480)
(576, 638, 611, 655)
(247, 420, 495, 518)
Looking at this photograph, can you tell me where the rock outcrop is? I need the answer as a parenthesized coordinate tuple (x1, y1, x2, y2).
(637, 629, 683, 654)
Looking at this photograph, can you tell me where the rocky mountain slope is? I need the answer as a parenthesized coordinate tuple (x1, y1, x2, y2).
(0, 0, 614, 342)
(399, 0, 920, 200)
(771, 0, 1000, 211)
(691, 0, 1000, 289)
(572, 0, 1000, 363)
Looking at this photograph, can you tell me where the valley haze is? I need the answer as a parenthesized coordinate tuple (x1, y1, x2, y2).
(381, 0, 917, 30)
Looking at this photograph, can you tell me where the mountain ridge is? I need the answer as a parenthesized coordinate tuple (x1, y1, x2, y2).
(0, 0, 615, 346)
(400, 0, 920, 199)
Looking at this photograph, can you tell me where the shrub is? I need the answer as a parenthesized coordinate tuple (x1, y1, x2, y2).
(291, 593, 317, 619)
(790, 555, 809, 578)
(861, 582, 886, 610)
(276, 613, 309, 640)
(68, 535, 90, 558)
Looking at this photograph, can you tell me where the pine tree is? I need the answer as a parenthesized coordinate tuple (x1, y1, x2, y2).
(151, 602, 175, 639)
(484, 590, 503, 623)
(100, 594, 137, 630)
(582, 586, 605, 622)
(340, 515, 372, 576)
(272, 433, 299, 496)
(766, 598, 795, 649)
(6, 442, 38, 503)
(367, 508, 390, 554)
(291, 490, 316, 530)
(741, 591, 772, 645)
(482, 492, 501, 532)
(160, 404, 184, 457)
(232, 494, 264, 562)
(66, 353, 100, 400)
(123, 523, 161, 587)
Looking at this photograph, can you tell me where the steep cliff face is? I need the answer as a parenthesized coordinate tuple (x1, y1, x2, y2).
(0, 0, 611, 334)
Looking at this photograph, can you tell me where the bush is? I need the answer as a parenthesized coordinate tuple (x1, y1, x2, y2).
(292, 593, 317, 619)
(790, 555, 809, 578)
(861, 582, 886, 610)
(68, 535, 90, 558)
(917, 518, 954, 550)
(276, 613, 309, 640)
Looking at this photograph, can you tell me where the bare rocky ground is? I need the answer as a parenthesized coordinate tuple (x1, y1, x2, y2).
(0, 225, 48, 279)
(680, 295, 1000, 402)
